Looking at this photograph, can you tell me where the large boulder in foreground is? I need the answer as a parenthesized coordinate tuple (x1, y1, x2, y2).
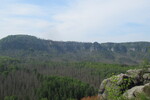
(123, 83, 150, 99)
(98, 68, 150, 100)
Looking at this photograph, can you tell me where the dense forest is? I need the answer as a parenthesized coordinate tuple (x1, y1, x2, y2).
(0, 56, 137, 100)
(0, 35, 148, 100)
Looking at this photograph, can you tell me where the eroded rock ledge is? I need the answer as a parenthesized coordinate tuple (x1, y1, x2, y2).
(98, 68, 150, 100)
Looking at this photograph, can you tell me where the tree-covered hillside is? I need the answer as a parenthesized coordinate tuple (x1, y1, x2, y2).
(0, 35, 150, 65)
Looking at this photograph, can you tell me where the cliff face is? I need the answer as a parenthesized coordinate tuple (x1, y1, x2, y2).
(98, 68, 150, 100)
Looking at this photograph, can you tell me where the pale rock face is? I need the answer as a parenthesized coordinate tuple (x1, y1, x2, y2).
(123, 83, 150, 99)
(123, 85, 144, 99)
(142, 48, 147, 52)
(111, 48, 114, 52)
(143, 73, 150, 80)
(148, 68, 150, 72)
(49, 41, 52, 45)
(129, 48, 136, 51)
(90, 46, 95, 52)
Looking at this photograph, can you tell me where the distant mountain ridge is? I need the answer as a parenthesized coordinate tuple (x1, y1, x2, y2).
(0, 35, 150, 65)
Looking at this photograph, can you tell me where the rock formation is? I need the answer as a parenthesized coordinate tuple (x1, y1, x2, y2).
(98, 68, 150, 100)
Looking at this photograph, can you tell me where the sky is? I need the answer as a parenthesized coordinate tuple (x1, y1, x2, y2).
(0, 0, 150, 43)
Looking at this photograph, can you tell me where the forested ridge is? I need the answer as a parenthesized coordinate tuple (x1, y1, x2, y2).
(0, 35, 148, 100)
(0, 35, 150, 65)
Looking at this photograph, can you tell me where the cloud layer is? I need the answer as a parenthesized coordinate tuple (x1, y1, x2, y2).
(0, 0, 150, 42)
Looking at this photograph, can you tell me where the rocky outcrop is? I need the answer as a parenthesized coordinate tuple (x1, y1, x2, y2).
(99, 68, 150, 100)
(123, 83, 150, 99)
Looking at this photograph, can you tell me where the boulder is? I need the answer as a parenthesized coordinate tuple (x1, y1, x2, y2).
(98, 68, 150, 100)
(145, 68, 150, 73)
(143, 73, 150, 80)
(123, 83, 150, 99)
(98, 73, 132, 99)
(143, 73, 150, 84)
(127, 69, 144, 85)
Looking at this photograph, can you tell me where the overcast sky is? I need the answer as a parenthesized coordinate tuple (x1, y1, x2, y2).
(0, 0, 150, 43)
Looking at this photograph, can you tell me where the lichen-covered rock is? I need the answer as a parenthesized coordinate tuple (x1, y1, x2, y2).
(127, 69, 144, 85)
(145, 68, 150, 73)
(148, 68, 150, 72)
(98, 73, 132, 99)
(143, 83, 150, 96)
(98, 68, 150, 100)
(123, 85, 144, 99)
(143, 73, 150, 84)
(123, 83, 150, 99)
(143, 73, 150, 80)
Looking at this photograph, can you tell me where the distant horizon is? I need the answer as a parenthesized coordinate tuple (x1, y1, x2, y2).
(1, 34, 150, 44)
(0, 0, 150, 43)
